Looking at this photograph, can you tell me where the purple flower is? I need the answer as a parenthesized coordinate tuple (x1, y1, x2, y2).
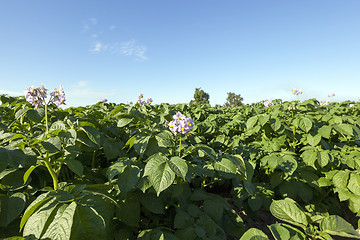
(100, 98, 108, 103)
(292, 88, 303, 96)
(168, 120, 178, 135)
(147, 98, 153, 105)
(173, 112, 185, 121)
(24, 86, 44, 109)
(166, 112, 194, 135)
(38, 84, 48, 99)
(264, 100, 273, 107)
(50, 85, 66, 106)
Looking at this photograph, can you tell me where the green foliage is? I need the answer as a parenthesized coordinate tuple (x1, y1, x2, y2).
(189, 88, 209, 105)
(0, 94, 360, 239)
(224, 92, 244, 107)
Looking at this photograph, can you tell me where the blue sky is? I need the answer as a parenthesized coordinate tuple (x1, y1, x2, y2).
(1, 1, 360, 107)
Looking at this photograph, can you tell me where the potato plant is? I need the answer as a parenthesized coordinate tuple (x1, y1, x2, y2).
(0, 93, 359, 240)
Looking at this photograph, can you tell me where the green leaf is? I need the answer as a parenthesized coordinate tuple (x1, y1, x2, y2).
(248, 196, 263, 212)
(81, 126, 101, 146)
(320, 215, 360, 239)
(41, 202, 77, 240)
(102, 139, 123, 161)
(301, 150, 317, 169)
(64, 159, 84, 177)
(117, 165, 140, 193)
(0, 192, 26, 227)
(117, 118, 133, 127)
(332, 170, 350, 189)
(145, 155, 175, 196)
(246, 116, 258, 129)
(23, 165, 39, 184)
(269, 223, 306, 240)
(214, 158, 237, 175)
(168, 157, 188, 180)
(41, 137, 62, 153)
(297, 182, 313, 203)
(124, 135, 136, 150)
(20, 192, 52, 230)
(270, 118, 281, 132)
(134, 134, 151, 156)
(348, 173, 360, 195)
(23, 197, 60, 239)
(116, 193, 140, 227)
(318, 125, 332, 139)
(174, 210, 194, 229)
(299, 118, 312, 133)
(106, 158, 130, 181)
(203, 198, 224, 223)
(71, 205, 107, 240)
(318, 151, 330, 168)
(198, 145, 217, 161)
(334, 124, 354, 137)
(269, 198, 308, 229)
(307, 134, 321, 146)
(240, 228, 269, 240)
(26, 108, 45, 123)
(277, 155, 298, 175)
(140, 192, 164, 214)
(50, 121, 67, 131)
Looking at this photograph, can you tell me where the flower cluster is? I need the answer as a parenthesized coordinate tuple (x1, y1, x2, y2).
(166, 112, 194, 135)
(136, 93, 153, 106)
(100, 98, 108, 103)
(50, 85, 66, 106)
(292, 88, 303, 96)
(328, 93, 335, 98)
(264, 100, 273, 107)
(319, 101, 329, 106)
(24, 84, 66, 108)
(288, 103, 299, 111)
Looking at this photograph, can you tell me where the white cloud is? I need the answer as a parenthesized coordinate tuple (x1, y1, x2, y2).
(82, 18, 148, 61)
(82, 18, 98, 33)
(89, 40, 148, 61)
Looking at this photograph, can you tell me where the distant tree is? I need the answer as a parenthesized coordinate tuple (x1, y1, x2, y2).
(224, 92, 244, 107)
(190, 88, 210, 105)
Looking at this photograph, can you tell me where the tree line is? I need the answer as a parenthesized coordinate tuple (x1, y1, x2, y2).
(189, 87, 244, 107)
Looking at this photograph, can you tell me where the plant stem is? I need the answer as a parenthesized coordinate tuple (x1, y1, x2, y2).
(179, 135, 182, 157)
(45, 103, 49, 134)
(43, 152, 59, 190)
(92, 150, 96, 169)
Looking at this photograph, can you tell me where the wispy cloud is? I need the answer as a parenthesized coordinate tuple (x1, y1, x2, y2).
(89, 39, 148, 61)
(82, 18, 148, 61)
(82, 17, 98, 33)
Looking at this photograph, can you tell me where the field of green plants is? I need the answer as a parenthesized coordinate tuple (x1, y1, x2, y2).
(1, 92, 360, 239)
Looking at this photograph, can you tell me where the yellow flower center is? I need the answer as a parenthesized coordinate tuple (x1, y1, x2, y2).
(182, 127, 185, 131)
